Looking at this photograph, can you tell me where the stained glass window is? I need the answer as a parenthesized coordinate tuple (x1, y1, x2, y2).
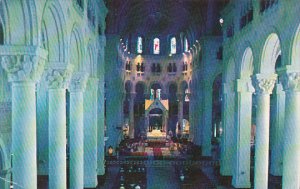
(153, 38, 160, 54)
(125, 39, 128, 51)
(137, 36, 143, 54)
(184, 37, 189, 52)
(171, 37, 176, 54)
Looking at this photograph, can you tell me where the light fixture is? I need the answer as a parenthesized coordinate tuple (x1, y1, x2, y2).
(219, 18, 224, 26)
(108, 146, 114, 156)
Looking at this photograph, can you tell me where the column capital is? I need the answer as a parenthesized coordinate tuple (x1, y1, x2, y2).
(70, 72, 89, 92)
(45, 64, 73, 89)
(282, 72, 300, 92)
(235, 79, 255, 93)
(252, 74, 277, 95)
(0, 46, 48, 82)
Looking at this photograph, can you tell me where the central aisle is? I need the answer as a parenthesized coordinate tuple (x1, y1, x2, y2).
(146, 161, 180, 189)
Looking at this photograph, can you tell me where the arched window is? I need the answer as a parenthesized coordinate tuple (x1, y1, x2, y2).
(170, 37, 176, 54)
(184, 36, 189, 52)
(125, 38, 128, 51)
(185, 88, 190, 102)
(153, 38, 160, 54)
(137, 36, 143, 54)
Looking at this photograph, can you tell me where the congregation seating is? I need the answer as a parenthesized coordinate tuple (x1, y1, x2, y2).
(118, 165, 147, 189)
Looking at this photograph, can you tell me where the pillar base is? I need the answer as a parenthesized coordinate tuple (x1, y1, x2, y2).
(232, 179, 251, 188)
(232, 181, 251, 189)
(219, 176, 232, 186)
(84, 179, 97, 189)
(97, 175, 107, 187)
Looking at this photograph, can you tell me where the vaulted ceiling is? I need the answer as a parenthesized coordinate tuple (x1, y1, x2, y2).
(105, 0, 227, 38)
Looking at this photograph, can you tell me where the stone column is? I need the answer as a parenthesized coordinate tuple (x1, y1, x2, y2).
(177, 93, 184, 135)
(46, 65, 72, 189)
(202, 83, 213, 156)
(232, 79, 254, 188)
(129, 93, 136, 139)
(193, 90, 202, 146)
(145, 115, 149, 133)
(69, 73, 88, 189)
(0, 46, 47, 189)
(282, 72, 300, 188)
(97, 35, 106, 176)
(84, 78, 99, 188)
(36, 78, 48, 175)
(252, 74, 277, 189)
(105, 35, 124, 150)
(97, 76, 105, 176)
(188, 91, 194, 141)
(220, 82, 235, 176)
(163, 113, 168, 132)
(270, 83, 285, 176)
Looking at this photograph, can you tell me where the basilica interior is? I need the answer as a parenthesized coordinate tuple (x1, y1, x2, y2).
(0, 0, 300, 189)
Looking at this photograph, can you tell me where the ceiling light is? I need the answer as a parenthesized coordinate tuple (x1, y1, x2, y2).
(219, 18, 224, 24)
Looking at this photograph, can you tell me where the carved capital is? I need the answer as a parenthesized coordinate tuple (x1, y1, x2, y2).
(282, 72, 300, 92)
(252, 74, 277, 95)
(70, 72, 89, 92)
(0, 46, 47, 83)
(46, 64, 73, 89)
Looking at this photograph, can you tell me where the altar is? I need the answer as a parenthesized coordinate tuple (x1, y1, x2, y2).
(146, 129, 166, 140)
(144, 98, 169, 134)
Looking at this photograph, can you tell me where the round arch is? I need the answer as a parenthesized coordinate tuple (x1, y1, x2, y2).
(85, 43, 97, 77)
(125, 80, 133, 93)
(165, 81, 177, 95)
(240, 47, 254, 79)
(4, 0, 38, 45)
(291, 23, 300, 70)
(41, 1, 67, 63)
(69, 24, 84, 72)
(149, 81, 163, 92)
(0, 0, 9, 44)
(260, 33, 281, 74)
(179, 80, 188, 94)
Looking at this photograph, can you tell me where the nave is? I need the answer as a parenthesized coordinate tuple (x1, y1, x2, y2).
(95, 138, 280, 189)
